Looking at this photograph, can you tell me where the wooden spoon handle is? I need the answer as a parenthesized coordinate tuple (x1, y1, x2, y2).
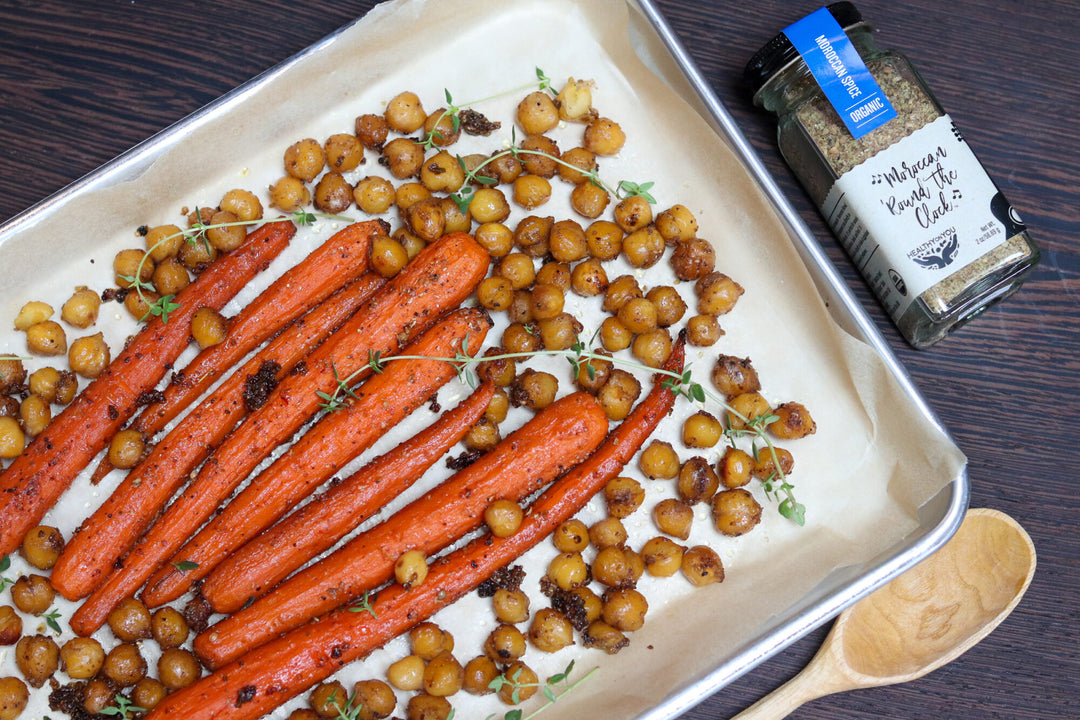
(730, 672, 833, 720)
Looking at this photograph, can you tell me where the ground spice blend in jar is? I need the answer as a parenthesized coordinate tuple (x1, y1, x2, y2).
(745, 3, 1039, 348)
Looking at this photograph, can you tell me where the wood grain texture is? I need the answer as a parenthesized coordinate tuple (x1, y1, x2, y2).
(0, 1, 1077, 718)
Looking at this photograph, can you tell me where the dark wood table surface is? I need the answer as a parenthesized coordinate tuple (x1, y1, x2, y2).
(1, 1, 1076, 718)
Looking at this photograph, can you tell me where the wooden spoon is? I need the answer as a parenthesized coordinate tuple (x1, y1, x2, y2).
(733, 508, 1036, 719)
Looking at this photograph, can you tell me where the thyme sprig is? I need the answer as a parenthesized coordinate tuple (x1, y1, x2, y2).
(100, 695, 147, 719)
(325, 688, 362, 720)
(43, 607, 63, 634)
(484, 660, 597, 720)
(347, 590, 378, 618)
(0, 555, 14, 592)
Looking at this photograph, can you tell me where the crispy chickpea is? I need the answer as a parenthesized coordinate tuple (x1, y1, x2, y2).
(631, 327, 672, 369)
(463, 417, 500, 453)
(395, 182, 431, 214)
(0, 676, 28, 720)
(0, 397, 16, 419)
(397, 231, 426, 260)
(15, 635, 59, 688)
(583, 220, 621, 260)
(509, 369, 558, 410)
(602, 274, 643, 313)
(158, 648, 201, 691)
(528, 608, 574, 653)
(653, 498, 694, 540)
(670, 238, 716, 280)
(535, 261, 571, 290)
(310, 680, 348, 717)
(682, 545, 725, 587)
(484, 499, 523, 538)
(82, 678, 114, 715)
(711, 355, 761, 398)
(11, 574, 53, 615)
(314, 171, 354, 214)
(727, 391, 772, 431)
(529, 283, 564, 320)
(712, 488, 763, 536)
(463, 655, 498, 695)
(537, 312, 581, 351)
(485, 152, 523, 184)
(753, 446, 795, 480)
(442, 194, 470, 231)
(51, 371, 76, 406)
(269, 175, 311, 212)
(385, 91, 426, 133)
(476, 348, 516, 388)
(107, 596, 151, 642)
(220, 188, 263, 223)
(574, 351, 612, 394)
(422, 651, 463, 698)
(406, 198, 446, 243)
(474, 222, 513, 256)
(20, 526, 64, 571)
(388, 654, 426, 691)
(496, 253, 536, 290)
(107, 428, 146, 470)
(395, 549, 429, 589)
(642, 536, 685, 577)
(677, 456, 721, 505)
(769, 402, 817, 439)
(132, 677, 168, 712)
(493, 588, 530, 625)
(639, 440, 679, 480)
(355, 113, 390, 149)
(0, 359, 26, 395)
(26, 320, 66, 356)
(484, 624, 526, 663)
(422, 108, 461, 148)
(584, 620, 628, 654)
(508, 290, 533, 324)
(0, 418, 25, 459)
(588, 517, 628, 549)
(352, 679, 396, 720)
(718, 447, 754, 489)
(28, 367, 62, 403)
(13, 301, 52, 332)
(409, 622, 453, 661)
(502, 323, 541, 355)
(103, 642, 147, 687)
(18, 395, 50, 437)
(655, 204, 698, 244)
(512, 174, 551, 210)
(569, 180, 610, 219)
(569, 257, 608, 297)
(696, 271, 745, 315)
(591, 545, 632, 588)
(0, 606, 22, 645)
(518, 134, 560, 177)
(546, 220, 588, 263)
(468, 188, 510, 225)
(382, 137, 425, 179)
(517, 91, 559, 134)
(151, 607, 189, 649)
(622, 226, 665, 268)
(616, 297, 658, 335)
(151, 257, 190, 296)
(145, 224, 184, 262)
(647, 286, 688, 327)
(568, 586, 604, 625)
(370, 235, 410, 278)
(514, 214, 553, 256)
(284, 138, 325, 182)
(557, 147, 597, 184)
(687, 314, 723, 346)
(206, 209, 247, 252)
(178, 231, 219, 271)
(552, 518, 589, 553)
(604, 476, 644, 519)
(60, 286, 101, 329)
(407, 693, 452, 720)
(583, 116, 625, 155)
(682, 411, 723, 449)
(547, 551, 588, 591)
(353, 175, 395, 214)
(323, 133, 364, 173)
(191, 306, 228, 349)
(601, 588, 648, 631)
(614, 195, 653, 233)
(58, 637, 104, 680)
(595, 369, 640, 421)
(420, 150, 465, 193)
(68, 332, 110, 379)
(475, 277, 512, 312)
(114, 249, 155, 289)
(497, 661, 537, 705)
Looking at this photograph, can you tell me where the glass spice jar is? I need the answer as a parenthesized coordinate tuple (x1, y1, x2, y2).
(745, 2, 1039, 348)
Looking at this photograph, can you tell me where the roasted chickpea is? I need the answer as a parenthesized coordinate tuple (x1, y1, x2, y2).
(584, 620, 628, 654)
(484, 624, 526, 663)
(397, 231, 426, 260)
(653, 498, 694, 540)
(502, 323, 541, 355)
(602, 274, 643, 313)
(407, 197, 447, 243)
(537, 312, 581, 351)
(406, 693, 452, 720)
(696, 271, 745, 315)
(528, 608, 574, 653)
(518, 134, 560, 178)
(496, 253, 536, 290)
(474, 222, 513, 256)
(269, 175, 311, 212)
(583, 116, 625, 155)
(622, 226, 665, 268)
(568, 257, 607, 297)
(0, 359, 26, 394)
(125, 288, 158, 321)
(682, 545, 725, 587)
(598, 318, 631, 353)
(387, 654, 426, 691)
(639, 440, 679, 480)
(469, 188, 510, 224)
(508, 290, 533, 324)
(421, 108, 461, 148)
(420, 150, 465, 193)
(15, 635, 58, 688)
(60, 286, 101, 329)
(595, 369, 641, 421)
(711, 355, 761, 398)
(152, 257, 190, 296)
(727, 391, 772, 431)
(145, 223, 185, 262)
(604, 476, 645, 519)
(718, 447, 754, 489)
(107, 429, 145, 470)
(547, 551, 588, 591)
(591, 546, 632, 588)
(566, 586, 603, 626)
(0, 676, 28, 720)
(497, 661, 537, 705)
(18, 395, 50, 437)
(485, 152, 523, 184)
(752, 446, 795, 480)
(351, 679, 396, 720)
(132, 677, 168, 712)
(517, 91, 559, 134)
(382, 137, 425, 179)
(158, 647, 201, 691)
(631, 327, 672, 369)
(0, 606, 23, 645)
(107, 596, 151, 642)
(284, 138, 325, 182)
(569, 180, 610, 218)
(191, 306, 228, 349)
(151, 607, 189, 649)
(584, 220, 622, 260)
(310, 680, 349, 717)
(645, 286, 687, 327)
(535, 261, 571, 291)
(13, 302, 52, 333)
(616, 297, 658, 335)
(493, 588, 530, 625)
(409, 622, 454, 661)
(0, 397, 16, 419)
(614, 195, 653, 233)
(509, 369, 558, 410)
(588, 517, 628, 550)
(26, 320, 66, 356)
(20, 526, 63, 571)
(320, 133, 364, 173)
(557, 147, 597, 184)
(462, 655, 498, 695)
(178, 231, 219, 271)
(655, 204, 698, 244)
(352, 175, 395, 214)
(68, 332, 110, 379)
(712, 488, 764, 536)
(769, 402, 817, 439)
(0, 418, 25, 459)
(370, 235, 409, 278)
(82, 678, 115, 715)
(394, 182, 431, 215)
(545, 220, 587, 263)
(512, 174, 551, 210)
(476, 349, 516, 388)
(395, 549, 429, 588)
(314, 171, 354, 214)
(385, 91, 426, 133)
(601, 588, 648, 631)
(687, 314, 723, 346)
(574, 351, 612, 394)
(670, 238, 716, 280)
(484, 499, 523, 538)
(514, 214, 553, 256)
(642, 536, 685, 577)
(11, 574, 53, 615)
(114, 249, 155, 289)
(529, 283, 564, 320)
(552, 519, 589, 553)
(677, 456, 721, 505)
(220, 188, 263, 223)
(682, 411, 723, 449)
(355, 113, 390, 149)
(205, 209, 247, 252)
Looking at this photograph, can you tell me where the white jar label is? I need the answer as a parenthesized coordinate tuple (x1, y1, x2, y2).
(821, 114, 1021, 320)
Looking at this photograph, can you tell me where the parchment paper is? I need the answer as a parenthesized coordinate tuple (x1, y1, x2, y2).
(0, 0, 965, 717)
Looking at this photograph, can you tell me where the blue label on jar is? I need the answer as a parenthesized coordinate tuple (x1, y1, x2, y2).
(784, 7, 897, 139)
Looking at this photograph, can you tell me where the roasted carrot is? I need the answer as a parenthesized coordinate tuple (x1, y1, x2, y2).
(51, 274, 385, 603)
(0, 220, 294, 556)
(87, 220, 381, 485)
(151, 339, 685, 718)
(200, 382, 495, 614)
(195, 390, 608, 668)
(68, 232, 488, 635)
(141, 307, 493, 606)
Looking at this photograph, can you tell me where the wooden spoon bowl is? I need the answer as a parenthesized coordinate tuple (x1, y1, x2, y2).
(734, 508, 1036, 718)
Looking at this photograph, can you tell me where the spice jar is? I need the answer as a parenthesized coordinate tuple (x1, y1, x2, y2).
(745, 3, 1039, 348)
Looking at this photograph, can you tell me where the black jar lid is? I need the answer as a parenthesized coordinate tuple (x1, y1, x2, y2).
(744, 2, 864, 96)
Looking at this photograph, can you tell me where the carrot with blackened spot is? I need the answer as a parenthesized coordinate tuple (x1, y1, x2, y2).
(68, 232, 488, 636)
(88, 220, 382, 485)
(142, 308, 493, 606)
(51, 274, 384, 604)
(200, 382, 496, 614)
(0, 220, 295, 556)
(151, 338, 685, 717)
(195, 390, 609, 669)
